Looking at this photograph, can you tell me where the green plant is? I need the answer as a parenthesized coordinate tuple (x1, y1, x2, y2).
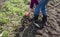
(0, 0, 30, 37)
(2, 30, 8, 37)
(0, 18, 9, 25)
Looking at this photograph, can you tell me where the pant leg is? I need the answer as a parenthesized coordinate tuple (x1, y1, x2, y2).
(41, 0, 49, 16)
(34, 1, 42, 16)
(41, 6, 47, 16)
(34, 0, 49, 16)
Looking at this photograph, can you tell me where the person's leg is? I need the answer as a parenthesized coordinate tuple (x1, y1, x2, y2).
(34, 0, 49, 16)
(41, 6, 47, 16)
(33, 0, 44, 21)
(41, 0, 49, 23)
(33, 0, 49, 21)
(41, 6, 47, 23)
(33, 0, 49, 29)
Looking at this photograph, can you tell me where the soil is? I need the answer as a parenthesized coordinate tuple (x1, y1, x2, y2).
(0, 0, 60, 37)
(15, 0, 60, 37)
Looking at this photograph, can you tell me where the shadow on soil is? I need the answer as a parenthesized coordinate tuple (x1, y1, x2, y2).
(14, 15, 44, 37)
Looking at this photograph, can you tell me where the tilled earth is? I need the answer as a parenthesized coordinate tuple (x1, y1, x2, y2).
(18, 0, 60, 37)
(0, 0, 60, 37)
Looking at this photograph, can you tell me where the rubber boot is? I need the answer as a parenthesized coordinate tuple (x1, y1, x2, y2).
(31, 15, 39, 22)
(31, 15, 42, 28)
(39, 15, 47, 29)
(42, 15, 47, 24)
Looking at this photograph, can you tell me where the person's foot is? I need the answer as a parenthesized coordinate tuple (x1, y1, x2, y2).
(31, 15, 39, 21)
(34, 15, 47, 29)
(38, 15, 47, 29)
(42, 15, 47, 24)
(34, 21, 40, 28)
(30, 15, 41, 28)
(34, 21, 45, 29)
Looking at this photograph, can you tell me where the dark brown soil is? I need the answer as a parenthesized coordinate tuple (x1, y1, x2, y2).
(15, 0, 60, 37)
